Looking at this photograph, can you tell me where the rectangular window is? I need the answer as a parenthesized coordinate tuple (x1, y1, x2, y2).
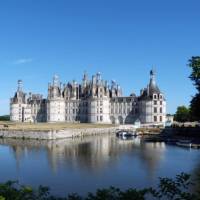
(160, 116, 162, 122)
(154, 116, 157, 122)
(100, 116, 103, 121)
(154, 101, 157, 105)
(160, 101, 162, 105)
(160, 107, 162, 113)
(154, 94, 157, 99)
(154, 107, 157, 113)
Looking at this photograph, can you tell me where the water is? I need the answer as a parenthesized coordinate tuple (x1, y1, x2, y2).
(0, 134, 200, 196)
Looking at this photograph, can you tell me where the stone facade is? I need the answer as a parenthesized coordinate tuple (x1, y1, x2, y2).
(10, 70, 166, 125)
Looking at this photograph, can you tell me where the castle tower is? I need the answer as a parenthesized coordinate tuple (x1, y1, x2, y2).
(138, 70, 166, 125)
(10, 80, 32, 122)
(88, 73, 111, 124)
(47, 75, 65, 122)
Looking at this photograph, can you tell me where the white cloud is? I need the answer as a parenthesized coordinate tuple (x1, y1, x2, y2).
(13, 58, 33, 64)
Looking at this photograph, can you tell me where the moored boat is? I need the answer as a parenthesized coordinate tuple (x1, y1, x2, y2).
(176, 140, 192, 148)
(116, 130, 136, 137)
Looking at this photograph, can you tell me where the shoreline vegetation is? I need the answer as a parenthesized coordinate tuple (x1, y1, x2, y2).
(0, 173, 199, 200)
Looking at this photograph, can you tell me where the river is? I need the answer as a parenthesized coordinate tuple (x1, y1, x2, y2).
(0, 134, 200, 196)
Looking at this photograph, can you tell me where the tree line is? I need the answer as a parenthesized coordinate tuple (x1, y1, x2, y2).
(174, 57, 200, 122)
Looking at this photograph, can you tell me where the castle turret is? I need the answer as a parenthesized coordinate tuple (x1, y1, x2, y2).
(82, 71, 88, 93)
(88, 72, 111, 124)
(10, 80, 32, 122)
(47, 75, 65, 122)
(138, 69, 166, 125)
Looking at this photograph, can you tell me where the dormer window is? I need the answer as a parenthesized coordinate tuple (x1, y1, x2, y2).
(160, 95, 163, 99)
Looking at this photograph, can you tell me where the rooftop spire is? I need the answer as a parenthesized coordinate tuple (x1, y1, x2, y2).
(83, 71, 87, 80)
(17, 80, 23, 92)
(53, 74, 59, 87)
(150, 69, 156, 86)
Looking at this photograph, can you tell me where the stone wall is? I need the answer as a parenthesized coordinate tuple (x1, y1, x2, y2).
(0, 127, 118, 140)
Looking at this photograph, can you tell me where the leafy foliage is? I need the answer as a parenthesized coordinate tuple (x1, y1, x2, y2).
(188, 56, 200, 121)
(0, 173, 200, 200)
(189, 56, 200, 92)
(174, 106, 190, 122)
(190, 93, 200, 121)
(0, 115, 10, 121)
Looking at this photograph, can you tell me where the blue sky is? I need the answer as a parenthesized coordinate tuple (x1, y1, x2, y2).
(0, 0, 199, 115)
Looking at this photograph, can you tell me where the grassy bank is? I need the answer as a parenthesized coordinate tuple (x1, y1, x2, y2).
(0, 121, 116, 131)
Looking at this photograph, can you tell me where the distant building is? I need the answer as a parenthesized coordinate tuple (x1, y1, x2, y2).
(10, 70, 166, 125)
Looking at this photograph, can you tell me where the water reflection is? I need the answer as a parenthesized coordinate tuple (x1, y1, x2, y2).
(0, 135, 166, 175)
(0, 134, 199, 196)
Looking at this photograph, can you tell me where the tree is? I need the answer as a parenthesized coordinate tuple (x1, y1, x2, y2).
(188, 56, 200, 92)
(0, 115, 10, 121)
(188, 56, 200, 121)
(174, 106, 190, 122)
(190, 94, 200, 121)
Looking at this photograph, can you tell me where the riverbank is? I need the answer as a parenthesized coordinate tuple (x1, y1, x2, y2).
(0, 121, 119, 140)
(0, 121, 164, 140)
(141, 127, 200, 148)
(0, 127, 118, 140)
(162, 127, 200, 138)
(0, 121, 115, 131)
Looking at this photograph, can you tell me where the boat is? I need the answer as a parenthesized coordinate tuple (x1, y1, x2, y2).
(116, 130, 136, 137)
(191, 143, 200, 149)
(176, 140, 192, 148)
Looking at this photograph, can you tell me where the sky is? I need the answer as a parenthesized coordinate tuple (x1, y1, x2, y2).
(0, 0, 199, 115)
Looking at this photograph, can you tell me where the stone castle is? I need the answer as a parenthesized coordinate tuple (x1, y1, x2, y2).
(10, 70, 166, 125)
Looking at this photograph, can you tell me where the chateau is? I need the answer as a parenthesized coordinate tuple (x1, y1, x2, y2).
(10, 70, 166, 125)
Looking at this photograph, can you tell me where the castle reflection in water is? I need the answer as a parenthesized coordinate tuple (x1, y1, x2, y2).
(0, 135, 166, 176)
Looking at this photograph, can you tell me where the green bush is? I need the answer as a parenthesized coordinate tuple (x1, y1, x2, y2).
(0, 173, 199, 200)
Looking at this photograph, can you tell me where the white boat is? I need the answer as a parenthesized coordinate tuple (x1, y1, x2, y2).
(176, 140, 192, 148)
(116, 130, 136, 137)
